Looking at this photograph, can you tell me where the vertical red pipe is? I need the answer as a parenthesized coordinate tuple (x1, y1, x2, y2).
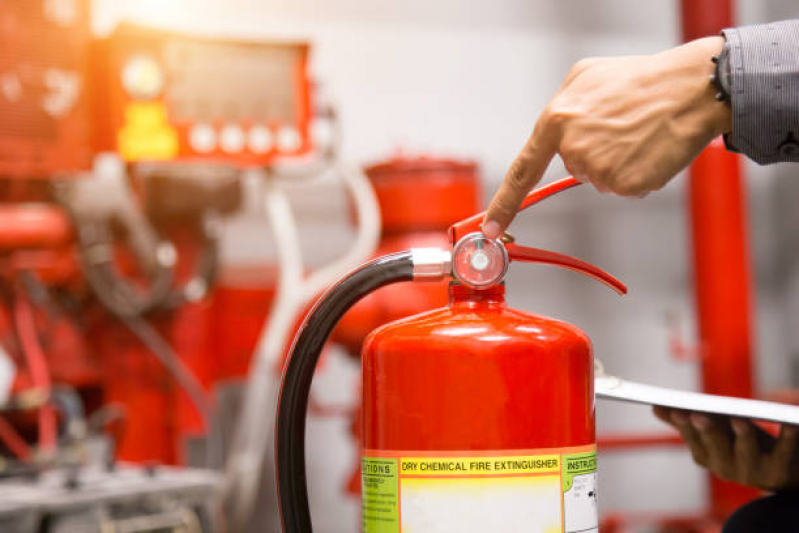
(680, 0, 760, 519)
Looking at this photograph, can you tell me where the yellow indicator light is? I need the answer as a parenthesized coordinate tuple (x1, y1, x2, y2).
(118, 102, 178, 161)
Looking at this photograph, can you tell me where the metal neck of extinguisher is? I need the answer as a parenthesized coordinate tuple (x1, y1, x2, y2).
(275, 177, 625, 533)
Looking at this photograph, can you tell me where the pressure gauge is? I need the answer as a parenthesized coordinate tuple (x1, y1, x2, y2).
(451, 232, 508, 288)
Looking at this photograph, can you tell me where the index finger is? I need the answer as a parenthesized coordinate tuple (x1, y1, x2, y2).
(483, 115, 560, 239)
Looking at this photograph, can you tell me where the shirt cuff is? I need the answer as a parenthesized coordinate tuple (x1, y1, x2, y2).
(722, 20, 799, 165)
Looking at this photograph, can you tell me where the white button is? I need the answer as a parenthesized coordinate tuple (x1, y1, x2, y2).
(276, 126, 301, 152)
(189, 124, 216, 153)
(248, 126, 273, 154)
(220, 124, 246, 153)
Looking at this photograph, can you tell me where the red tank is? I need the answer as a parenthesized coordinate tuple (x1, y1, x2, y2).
(332, 155, 481, 356)
(363, 282, 595, 448)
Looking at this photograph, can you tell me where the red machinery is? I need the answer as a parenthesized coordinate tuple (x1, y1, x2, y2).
(0, 0, 93, 178)
(76, 24, 317, 465)
(0, 0, 97, 463)
(0, 5, 315, 465)
(276, 177, 626, 532)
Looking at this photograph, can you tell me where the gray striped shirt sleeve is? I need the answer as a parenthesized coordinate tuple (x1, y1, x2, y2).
(721, 20, 799, 165)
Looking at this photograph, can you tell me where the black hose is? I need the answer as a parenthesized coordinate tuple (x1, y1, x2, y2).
(74, 219, 177, 318)
(276, 252, 414, 532)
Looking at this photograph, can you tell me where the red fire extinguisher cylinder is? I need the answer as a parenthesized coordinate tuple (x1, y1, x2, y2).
(275, 178, 625, 533)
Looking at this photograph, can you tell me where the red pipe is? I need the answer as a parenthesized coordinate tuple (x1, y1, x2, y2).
(680, 0, 760, 519)
(0, 416, 31, 460)
(597, 432, 684, 451)
(0, 205, 73, 251)
(14, 293, 58, 453)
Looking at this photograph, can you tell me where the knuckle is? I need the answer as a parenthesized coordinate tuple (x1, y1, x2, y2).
(491, 198, 515, 219)
(610, 176, 646, 197)
(540, 100, 572, 131)
(506, 164, 530, 191)
(488, 195, 513, 219)
(571, 57, 598, 74)
(558, 138, 581, 165)
(586, 163, 612, 190)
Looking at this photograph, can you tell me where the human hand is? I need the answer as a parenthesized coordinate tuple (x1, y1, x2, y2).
(654, 406, 799, 491)
(483, 37, 731, 239)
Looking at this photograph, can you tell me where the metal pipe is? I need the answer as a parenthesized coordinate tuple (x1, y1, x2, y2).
(680, 0, 760, 518)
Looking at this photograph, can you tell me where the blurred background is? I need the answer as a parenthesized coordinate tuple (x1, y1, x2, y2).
(0, 0, 797, 531)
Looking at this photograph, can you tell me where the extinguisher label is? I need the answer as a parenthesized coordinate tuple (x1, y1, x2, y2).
(362, 445, 597, 533)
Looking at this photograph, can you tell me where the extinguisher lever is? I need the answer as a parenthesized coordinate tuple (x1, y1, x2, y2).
(448, 176, 626, 294)
(448, 176, 582, 243)
(505, 243, 627, 295)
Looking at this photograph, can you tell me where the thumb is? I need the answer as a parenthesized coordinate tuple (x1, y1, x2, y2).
(483, 127, 558, 238)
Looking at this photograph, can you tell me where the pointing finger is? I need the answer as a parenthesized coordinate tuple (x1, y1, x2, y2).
(483, 115, 561, 238)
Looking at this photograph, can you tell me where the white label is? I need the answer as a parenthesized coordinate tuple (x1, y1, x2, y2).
(362, 447, 597, 533)
(564, 472, 598, 533)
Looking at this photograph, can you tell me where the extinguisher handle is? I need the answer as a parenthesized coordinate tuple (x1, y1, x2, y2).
(449, 176, 626, 294)
(448, 176, 581, 243)
(505, 243, 627, 295)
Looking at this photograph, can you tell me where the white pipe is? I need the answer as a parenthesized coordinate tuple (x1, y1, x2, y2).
(222, 163, 381, 530)
(301, 163, 381, 301)
(223, 173, 305, 530)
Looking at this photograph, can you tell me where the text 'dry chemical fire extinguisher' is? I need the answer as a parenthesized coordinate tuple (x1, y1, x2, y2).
(276, 177, 626, 533)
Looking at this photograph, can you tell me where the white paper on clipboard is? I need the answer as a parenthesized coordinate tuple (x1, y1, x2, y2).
(596, 374, 799, 426)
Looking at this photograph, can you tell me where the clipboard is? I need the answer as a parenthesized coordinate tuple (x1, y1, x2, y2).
(596, 373, 799, 426)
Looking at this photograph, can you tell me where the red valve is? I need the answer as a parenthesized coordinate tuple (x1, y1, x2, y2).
(448, 176, 626, 295)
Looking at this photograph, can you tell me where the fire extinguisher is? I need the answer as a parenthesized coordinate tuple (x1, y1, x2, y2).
(276, 177, 626, 532)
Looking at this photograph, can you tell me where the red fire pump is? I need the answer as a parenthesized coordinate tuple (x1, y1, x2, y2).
(79, 23, 317, 465)
(276, 177, 626, 532)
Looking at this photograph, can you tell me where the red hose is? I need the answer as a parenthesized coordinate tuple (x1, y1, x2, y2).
(14, 293, 57, 452)
(0, 415, 31, 460)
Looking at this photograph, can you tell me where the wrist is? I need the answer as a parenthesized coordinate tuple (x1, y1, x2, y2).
(680, 36, 732, 136)
(707, 37, 733, 135)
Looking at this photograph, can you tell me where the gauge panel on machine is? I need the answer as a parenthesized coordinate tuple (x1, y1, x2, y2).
(92, 24, 313, 165)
